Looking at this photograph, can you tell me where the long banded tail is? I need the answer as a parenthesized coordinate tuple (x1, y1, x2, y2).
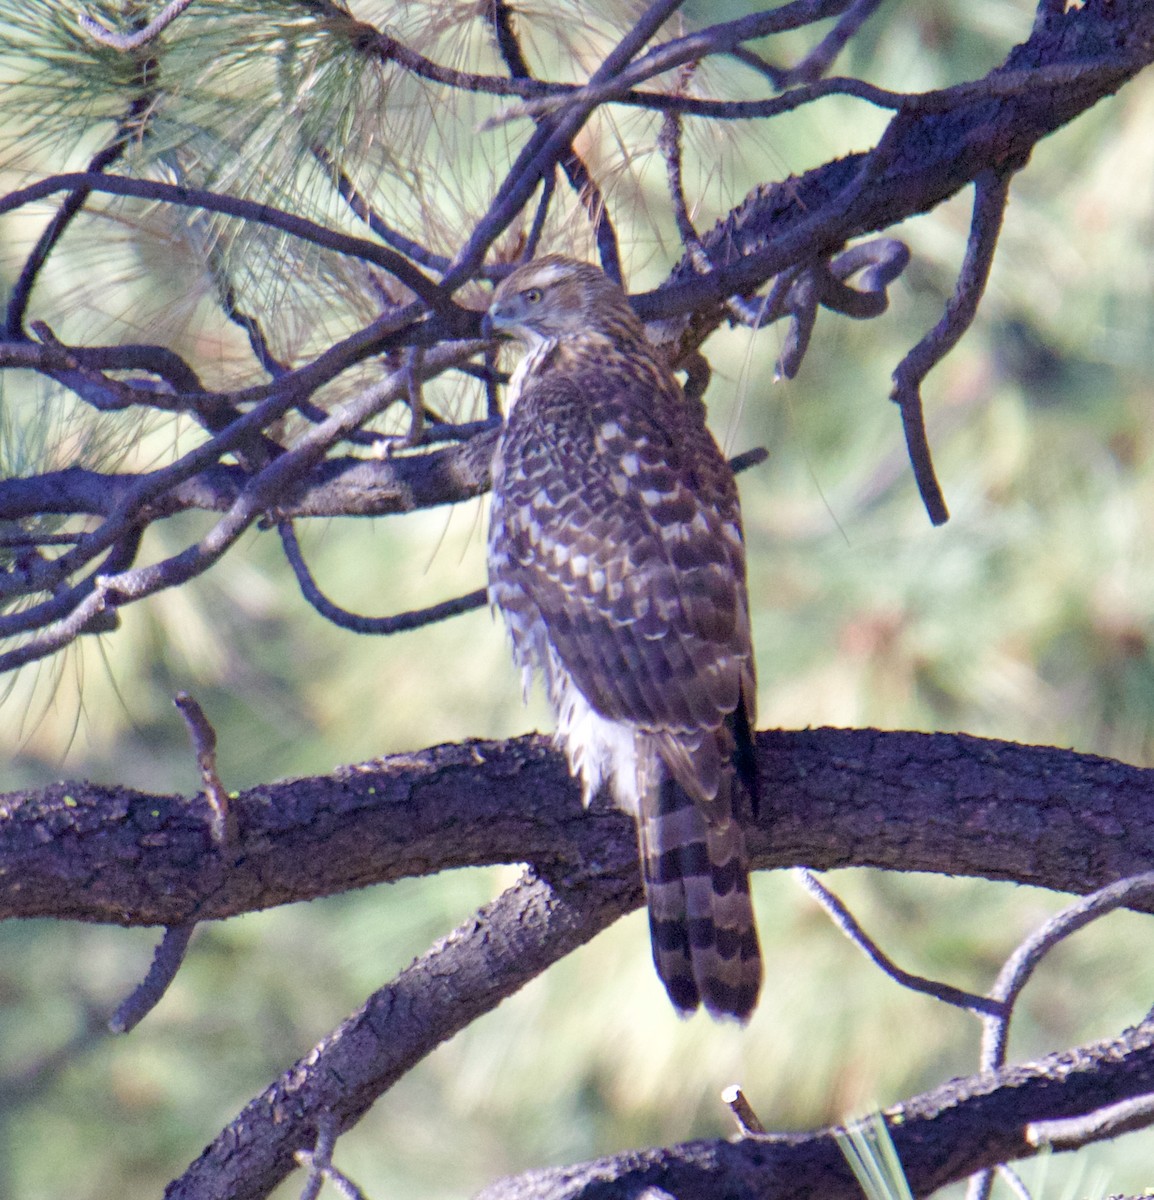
(640, 775, 762, 1021)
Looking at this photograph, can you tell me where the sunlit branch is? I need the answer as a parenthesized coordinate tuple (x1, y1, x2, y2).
(1026, 1092, 1154, 1152)
(796, 869, 999, 1016)
(79, 0, 197, 51)
(167, 866, 636, 1200)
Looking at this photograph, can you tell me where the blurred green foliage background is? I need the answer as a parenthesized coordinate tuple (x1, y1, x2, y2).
(3, 1, 1154, 1197)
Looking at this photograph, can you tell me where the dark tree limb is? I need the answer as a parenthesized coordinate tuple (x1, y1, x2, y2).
(164, 863, 639, 1200)
(471, 1022, 1154, 1200)
(278, 518, 487, 634)
(4, 728, 1153, 927)
(109, 923, 196, 1034)
(890, 170, 1012, 525)
(646, 2, 1154, 341)
(7, 724, 1154, 1200)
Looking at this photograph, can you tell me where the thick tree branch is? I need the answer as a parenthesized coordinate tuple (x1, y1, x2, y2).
(4, 728, 1152, 927)
(164, 865, 638, 1200)
(472, 1022, 1154, 1199)
(643, 0, 1154, 350)
(2, 3, 1149, 576)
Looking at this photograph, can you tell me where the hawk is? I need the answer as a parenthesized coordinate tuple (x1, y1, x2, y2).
(483, 255, 762, 1021)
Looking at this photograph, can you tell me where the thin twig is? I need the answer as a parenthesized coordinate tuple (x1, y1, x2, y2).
(205, 240, 289, 380)
(400, 348, 426, 445)
(1026, 1093, 1154, 1151)
(27, 321, 188, 413)
(721, 1085, 766, 1136)
(174, 691, 235, 849)
(293, 1112, 372, 1200)
(524, 168, 557, 260)
(657, 64, 707, 258)
(108, 924, 196, 1033)
(79, 0, 196, 51)
(982, 871, 1154, 1073)
(891, 170, 1012, 526)
(444, 0, 688, 289)
(796, 869, 1001, 1016)
(781, 0, 884, 85)
(4, 81, 156, 338)
(311, 144, 455, 275)
(295, 1112, 339, 1200)
(486, 0, 622, 280)
(278, 520, 487, 635)
(0, 531, 84, 548)
(995, 1164, 1033, 1200)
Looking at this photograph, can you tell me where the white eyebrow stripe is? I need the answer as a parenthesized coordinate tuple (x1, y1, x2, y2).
(522, 262, 570, 288)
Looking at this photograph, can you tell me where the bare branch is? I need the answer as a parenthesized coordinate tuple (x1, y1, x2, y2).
(278, 520, 487, 635)
(79, 0, 196, 51)
(0, 173, 447, 309)
(311, 143, 455, 276)
(782, 0, 885, 85)
(796, 868, 999, 1016)
(174, 691, 235, 849)
(5, 729, 1154, 928)
(108, 924, 196, 1034)
(475, 1024, 1154, 1200)
(4, 66, 158, 338)
(982, 872, 1154, 1073)
(1026, 1092, 1154, 1151)
(443, 0, 689, 288)
(721, 1086, 766, 1136)
(166, 866, 638, 1200)
(890, 170, 1011, 525)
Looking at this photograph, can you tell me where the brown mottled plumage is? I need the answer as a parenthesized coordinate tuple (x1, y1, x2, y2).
(484, 256, 762, 1021)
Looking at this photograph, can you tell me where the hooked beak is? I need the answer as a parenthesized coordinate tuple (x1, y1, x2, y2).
(481, 306, 511, 341)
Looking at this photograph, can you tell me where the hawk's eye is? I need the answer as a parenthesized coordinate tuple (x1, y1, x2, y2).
(523, 287, 543, 304)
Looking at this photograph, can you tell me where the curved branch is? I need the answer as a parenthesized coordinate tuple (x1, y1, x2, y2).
(4, 728, 1153, 927)
(472, 1023, 1154, 1199)
(164, 865, 638, 1200)
(0, 173, 447, 309)
(641, 1, 1154, 339)
(278, 519, 487, 634)
(119, 720, 1154, 1200)
(891, 170, 1011, 525)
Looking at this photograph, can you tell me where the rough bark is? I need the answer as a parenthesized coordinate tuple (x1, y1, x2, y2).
(4, 728, 1152, 927)
(473, 1024, 1154, 1199)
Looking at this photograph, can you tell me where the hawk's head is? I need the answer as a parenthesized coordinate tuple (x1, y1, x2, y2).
(482, 255, 643, 347)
